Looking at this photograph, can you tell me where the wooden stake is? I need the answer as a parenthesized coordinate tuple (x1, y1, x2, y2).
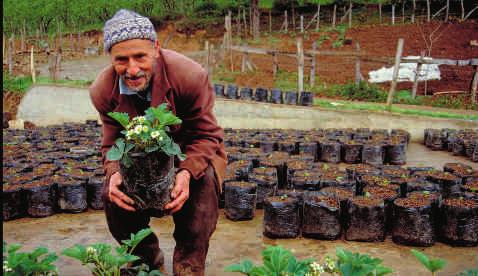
(461, 0, 465, 20)
(427, 0, 431, 22)
(412, 51, 425, 98)
(285, 10, 288, 33)
(30, 46, 36, 83)
(412, 0, 416, 23)
(471, 65, 478, 104)
(445, 0, 449, 22)
(332, 4, 337, 28)
(355, 43, 361, 85)
(269, 9, 272, 34)
(387, 38, 404, 111)
(300, 15, 304, 33)
(316, 4, 321, 31)
(379, 3, 382, 24)
(297, 37, 304, 94)
(310, 41, 317, 87)
(392, 4, 396, 25)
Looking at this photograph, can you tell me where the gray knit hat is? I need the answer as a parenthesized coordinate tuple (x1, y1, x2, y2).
(103, 9, 157, 52)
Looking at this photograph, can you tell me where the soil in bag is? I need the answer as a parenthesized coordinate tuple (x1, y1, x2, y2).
(225, 84, 239, 99)
(56, 177, 88, 213)
(2, 184, 25, 221)
(87, 176, 104, 210)
(290, 171, 321, 191)
(320, 140, 341, 163)
(392, 197, 435, 246)
(439, 198, 478, 247)
(259, 152, 289, 189)
(278, 140, 298, 155)
(320, 170, 356, 191)
(23, 179, 58, 217)
(239, 87, 253, 100)
(342, 140, 363, 164)
(345, 196, 386, 242)
(427, 171, 462, 198)
(263, 196, 300, 238)
(255, 87, 269, 102)
(250, 173, 277, 209)
(298, 141, 318, 161)
(364, 186, 398, 233)
(269, 88, 283, 104)
(120, 152, 175, 216)
(224, 181, 257, 221)
(302, 195, 341, 240)
(213, 84, 225, 98)
(228, 160, 253, 181)
(284, 91, 298, 105)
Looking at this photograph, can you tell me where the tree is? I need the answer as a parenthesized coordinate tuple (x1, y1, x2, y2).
(304, 0, 334, 31)
(259, 0, 274, 34)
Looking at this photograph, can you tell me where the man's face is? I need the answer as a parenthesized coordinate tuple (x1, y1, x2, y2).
(110, 39, 159, 92)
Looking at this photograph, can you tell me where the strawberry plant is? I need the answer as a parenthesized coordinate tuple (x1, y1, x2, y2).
(411, 249, 446, 276)
(3, 241, 58, 276)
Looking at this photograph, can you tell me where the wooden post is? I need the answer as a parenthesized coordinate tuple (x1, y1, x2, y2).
(316, 4, 321, 31)
(379, 3, 382, 24)
(355, 42, 361, 85)
(461, 0, 465, 20)
(297, 37, 304, 94)
(445, 0, 449, 22)
(392, 4, 396, 25)
(77, 31, 81, 52)
(387, 38, 404, 111)
(8, 36, 13, 74)
(348, 0, 352, 28)
(55, 49, 62, 80)
(412, 51, 425, 98)
(272, 51, 278, 78)
(412, 0, 416, 23)
(30, 46, 36, 83)
(310, 41, 317, 87)
(471, 65, 478, 104)
(269, 9, 272, 34)
(332, 4, 337, 28)
(427, 0, 431, 22)
(284, 10, 288, 33)
(243, 8, 248, 38)
(300, 15, 304, 33)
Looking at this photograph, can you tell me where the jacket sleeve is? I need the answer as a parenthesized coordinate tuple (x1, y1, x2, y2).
(89, 81, 122, 181)
(177, 70, 223, 180)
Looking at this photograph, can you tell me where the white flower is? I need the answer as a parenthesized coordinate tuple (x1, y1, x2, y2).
(125, 130, 133, 140)
(158, 136, 163, 141)
(86, 246, 97, 256)
(3, 260, 12, 272)
(134, 125, 143, 134)
(310, 262, 324, 274)
(142, 125, 149, 132)
(151, 131, 160, 138)
(138, 116, 146, 123)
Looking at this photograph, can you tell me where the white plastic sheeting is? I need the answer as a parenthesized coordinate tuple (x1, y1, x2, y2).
(368, 56, 441, 83)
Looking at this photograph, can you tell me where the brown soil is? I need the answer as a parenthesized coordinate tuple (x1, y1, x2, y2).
(226, 181, 256, 189)
(408, 191, 440, 201)
(443, 198, 478, 208)
(351, 196, 383, 206)
(364, 186, 398, 200)
(320, 186, 354, 199)
(311, 195, 340, 208)
(395, 197, 430, 208)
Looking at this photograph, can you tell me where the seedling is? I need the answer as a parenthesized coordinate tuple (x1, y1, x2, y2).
(411, 249, 446, 276)
(335, 247, 393, 276)
(3, 241, 59, 276)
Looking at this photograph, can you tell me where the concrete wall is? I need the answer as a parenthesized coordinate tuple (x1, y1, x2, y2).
(16, 85, 477, 142)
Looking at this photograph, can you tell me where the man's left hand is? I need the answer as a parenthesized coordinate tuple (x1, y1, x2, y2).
(164, 169, 191, 214)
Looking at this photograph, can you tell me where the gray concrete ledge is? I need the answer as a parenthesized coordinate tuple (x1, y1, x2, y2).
(16, 85, 477, 143)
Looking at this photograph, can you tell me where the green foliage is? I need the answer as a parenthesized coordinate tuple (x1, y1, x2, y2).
(3, 241, 59, 276)
(62, 228, 161, 276)
(225, 245, 314, 276)
(107, 104, 186, 166)
(411, 249, 446, 275)
(459, 269, 478, 276)
(329, 81, 387, 102)
(336, 247, 393, 276)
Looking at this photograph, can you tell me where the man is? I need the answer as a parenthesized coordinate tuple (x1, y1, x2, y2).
(89, 9, 227, 276)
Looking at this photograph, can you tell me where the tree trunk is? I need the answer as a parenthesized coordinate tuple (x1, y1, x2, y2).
(349, 0, 352, 28)
(316, 4, 321, 31)
(402, 2, 405, 24)
(379, 3, 382, 24)
(412, 0, 416, 23)
(269, 9, 272, 34)
(332, 4, 337, 28)
(252, 0, 260, 40)
(461, 0, 465, 20)
(445, 0, 449, 22)
(392, 5, 395, 25)
(427, 0, 431, 22)
(292, 2, 296, 31)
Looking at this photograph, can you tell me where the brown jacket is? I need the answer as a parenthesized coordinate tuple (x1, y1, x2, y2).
(89, 48, 226, 187)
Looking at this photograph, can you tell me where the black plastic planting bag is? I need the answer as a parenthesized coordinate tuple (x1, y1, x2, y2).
(213, 84, 224, 98)
(299, 91, 313, 106)
(342, 142, 363, 164)
(226, 84, 238, 99)
(320, 141, 341, 163)
(392, 198, 435, 246)
(302, 195, 341, 240)
(362, 143, 384, 166)
(24, 183, 57, 217)
(263, 196, 300, 238)
(270, 88, 283, 104)
(385, 143, 407, 165)
(2, 184, 25, 220)
(250, 174, 277, 209)
(57, 179, 88, 213)
(121, 152, 175, 215)
(345, 197, 386, 242)
(87, 176, 104, 210)
(224, 182, 257, 221)
(284, 91, 298, 105)
(239, 87, 253, 100)
(439, 199, 478, 246)
(255, 87, 269, 102)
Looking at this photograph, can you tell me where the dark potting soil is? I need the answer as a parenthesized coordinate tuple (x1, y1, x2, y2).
(290, 171, 321, 191)
(224, 181, 257, 221)
(320, 171, 356, 191)
(392, 197, 435, 246)
(439, 198, 478, 246)
(360, 175, 399, 192)
(345, 196, 386, 242)
(406, 177, 440, 193)
(263, 196, 300, 238)
(2, 184, 25, 221)
(302, 195, 341, 240)
(23, 180, 58, 218)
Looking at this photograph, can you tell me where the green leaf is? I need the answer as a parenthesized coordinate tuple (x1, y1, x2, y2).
(8, 243, 22, 254)
(429, 259, 447, 272)
(122, 228, 153, 253)
(411, 249, 432, 272)
(224, 259, 254, 274)
(108, 112, 130, 128)
(62, 245, 88, 262)
(459, 269, 478, 276)
(375, 265, 393, 276)
(145, 144, 159, 153)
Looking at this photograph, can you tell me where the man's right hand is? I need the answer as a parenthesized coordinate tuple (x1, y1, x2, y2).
(108, 172, 136, 212)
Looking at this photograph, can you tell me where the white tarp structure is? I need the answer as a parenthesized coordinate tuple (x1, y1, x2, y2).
(368, 56, 441, 83)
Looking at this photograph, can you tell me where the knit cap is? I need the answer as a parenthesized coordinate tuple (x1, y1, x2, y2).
(103, 9, 157, 52)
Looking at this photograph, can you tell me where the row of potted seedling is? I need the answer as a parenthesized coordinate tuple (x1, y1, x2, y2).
(424, 128, 478, 163)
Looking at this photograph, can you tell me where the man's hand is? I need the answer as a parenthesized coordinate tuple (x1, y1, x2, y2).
(108, 172, 136, 212)
(164, 169, 191, 214)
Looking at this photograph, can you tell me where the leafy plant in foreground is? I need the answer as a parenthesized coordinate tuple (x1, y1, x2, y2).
(335, 247, 393, 276)
(106, 104, 186, 167)
(62, 228, 161, 276)
(411, 249, 446, 276)
(3, 241, 59, 276)
(225, 245, 315, 276)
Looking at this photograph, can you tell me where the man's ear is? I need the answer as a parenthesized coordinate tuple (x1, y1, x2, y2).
(154, 40, 160, 58)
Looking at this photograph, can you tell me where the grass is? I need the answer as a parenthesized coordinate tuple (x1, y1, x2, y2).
(3, 73, 91, 94)
(314, 98, 478, 121)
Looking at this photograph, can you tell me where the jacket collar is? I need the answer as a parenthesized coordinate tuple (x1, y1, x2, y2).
(151, 48, 172, 108)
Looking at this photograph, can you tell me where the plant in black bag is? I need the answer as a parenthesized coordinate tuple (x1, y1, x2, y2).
(106, 103, 186, 213)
